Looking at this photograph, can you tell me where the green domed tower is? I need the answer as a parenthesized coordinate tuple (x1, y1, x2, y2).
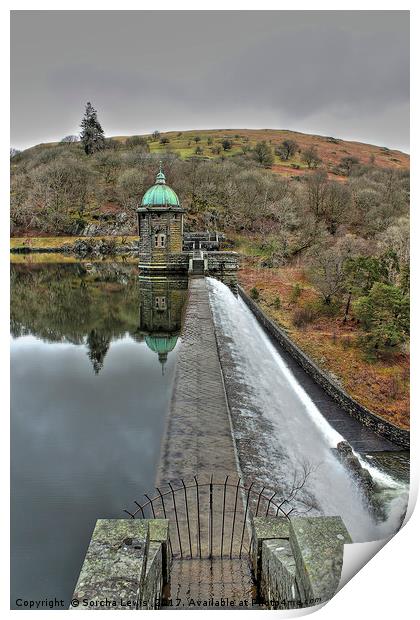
(137, 163, 187, 271)
(138, 275, 188, 374)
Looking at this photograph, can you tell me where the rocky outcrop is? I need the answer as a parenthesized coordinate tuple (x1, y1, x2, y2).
(81, 212, 135, 237)
(61, 238, 139, 257)
(335, 441, 376, 495)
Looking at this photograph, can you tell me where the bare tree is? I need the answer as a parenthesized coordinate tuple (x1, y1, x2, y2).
(10, 147, 21, 159)
(61, 135, 79, 143)
(302, 146, 322, 169)
(276, 139, 298, 161)
(116, 168, 148, 212)
(281, 459, 321, 516)
(308, 235, 367, 305)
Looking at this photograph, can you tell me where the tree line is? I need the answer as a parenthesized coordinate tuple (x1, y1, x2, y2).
(10, 103, 409, 358)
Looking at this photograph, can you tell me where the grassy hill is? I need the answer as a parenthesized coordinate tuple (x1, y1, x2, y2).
(120, 128, 409, 178)
(19, 128, 409, 179)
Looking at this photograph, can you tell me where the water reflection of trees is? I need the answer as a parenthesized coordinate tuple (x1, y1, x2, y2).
(11, 263, 141, 373)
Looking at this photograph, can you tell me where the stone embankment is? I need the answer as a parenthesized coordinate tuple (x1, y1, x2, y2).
(11, 238, 139, 257)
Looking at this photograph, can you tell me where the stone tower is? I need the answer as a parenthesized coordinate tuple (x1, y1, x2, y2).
(138, 275, 188, 373)
(137, 164, 186, 271)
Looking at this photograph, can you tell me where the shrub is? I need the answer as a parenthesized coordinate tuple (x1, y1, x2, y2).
(290, 283, 302, 303)
(105, 138, 120, 150)
(126, 135, 148, 148)
(355, 282, 409, 356)
(254, 141, 274, 167)
(388, 374, 403, 399)
(292, 306, 316, 328)
(302, 146, 322, 169)
(273, 296, 281, 309)
(342, 336, 352, 350)
(275, 139, 298, 161)
(250, 287, 260, 301)
(221, 139, 233, 151)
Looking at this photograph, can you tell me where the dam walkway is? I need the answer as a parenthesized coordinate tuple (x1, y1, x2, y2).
(157, 277, 239, 484)
(156, 277, 255, 608)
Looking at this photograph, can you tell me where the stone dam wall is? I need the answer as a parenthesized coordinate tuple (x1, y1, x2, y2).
(238, 287, 409, 449)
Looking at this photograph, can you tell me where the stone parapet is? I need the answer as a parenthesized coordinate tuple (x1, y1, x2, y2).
(206, 251, 240, 272)
(71, 519, 169, 610)
(251, 515, 351, 609)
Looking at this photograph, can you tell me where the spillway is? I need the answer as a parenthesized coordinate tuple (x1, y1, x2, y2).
(207, 277, 408, 543)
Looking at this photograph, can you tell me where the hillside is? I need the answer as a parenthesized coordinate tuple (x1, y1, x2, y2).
(11, 127, 409, 238)
(10, 128, 409, 428)
(16, 127, 409, 178)
(115, 128, 410, 178)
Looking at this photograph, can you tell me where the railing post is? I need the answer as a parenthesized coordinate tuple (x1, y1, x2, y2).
(209, 474, 213, 559)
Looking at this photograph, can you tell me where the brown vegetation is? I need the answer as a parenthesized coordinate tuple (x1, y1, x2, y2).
(238, 257, 409, 429)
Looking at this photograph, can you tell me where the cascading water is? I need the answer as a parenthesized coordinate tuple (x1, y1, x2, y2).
(207, 277, 408, 543)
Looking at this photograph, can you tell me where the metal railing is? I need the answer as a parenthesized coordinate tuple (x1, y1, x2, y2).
(124, 475, 292, 560)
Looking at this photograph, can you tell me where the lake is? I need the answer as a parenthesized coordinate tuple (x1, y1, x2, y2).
(10, 260, 187, 609)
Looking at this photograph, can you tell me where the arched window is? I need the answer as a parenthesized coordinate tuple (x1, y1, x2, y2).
(154, 296, 166, 310)
(154, 232, 166, 248)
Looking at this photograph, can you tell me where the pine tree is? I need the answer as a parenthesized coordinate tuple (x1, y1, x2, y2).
(80, 102, 105, 155)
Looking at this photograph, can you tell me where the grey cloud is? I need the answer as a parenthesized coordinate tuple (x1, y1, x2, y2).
(11, 11, 409, 151)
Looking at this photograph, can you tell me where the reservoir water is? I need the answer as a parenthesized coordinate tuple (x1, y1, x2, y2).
(10, 261, 187, 608)
(10, 262, 409, 608)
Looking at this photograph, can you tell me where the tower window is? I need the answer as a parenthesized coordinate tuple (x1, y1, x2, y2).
(155, 296, 166, 310)
(154, 233, 166, 248)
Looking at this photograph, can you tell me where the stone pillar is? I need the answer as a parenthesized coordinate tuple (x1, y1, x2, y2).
(71, 519, 170, 611)
(71, 519, 149, 610)
(250, 515, 352, 609)
(289, 516, 352, 604)
(251, 516, 290, 586)
(148, 519, 171, 586)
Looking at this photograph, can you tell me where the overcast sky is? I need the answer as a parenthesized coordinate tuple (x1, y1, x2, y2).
(10, 11, 409, 152)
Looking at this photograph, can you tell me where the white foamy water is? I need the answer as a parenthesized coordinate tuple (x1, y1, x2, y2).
(207, 277, 409, 542)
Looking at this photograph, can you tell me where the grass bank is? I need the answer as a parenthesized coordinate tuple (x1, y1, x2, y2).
(10, 235, 138, 251)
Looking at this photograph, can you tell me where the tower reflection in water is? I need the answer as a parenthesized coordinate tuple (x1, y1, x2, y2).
(138, 276, 189, 374)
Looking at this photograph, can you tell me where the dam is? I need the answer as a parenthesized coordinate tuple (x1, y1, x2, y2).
(117, 274, 408, 608)
(11, 261, 408, 610)
(11, 166, 408, 609)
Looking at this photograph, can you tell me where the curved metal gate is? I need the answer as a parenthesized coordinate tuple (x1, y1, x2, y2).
(124, 475, 292, 560)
